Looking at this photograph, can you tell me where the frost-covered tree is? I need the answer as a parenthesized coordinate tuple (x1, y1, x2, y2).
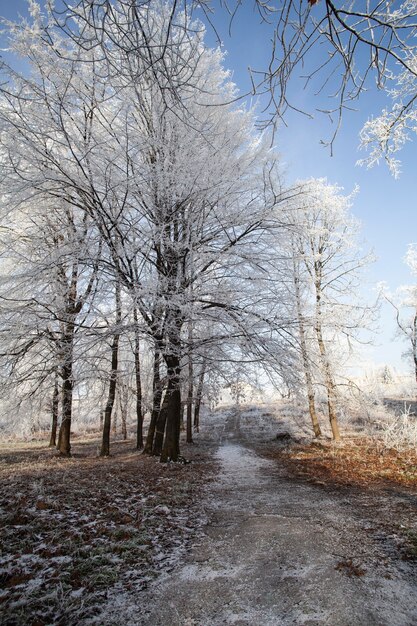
(0, 1, 295, 459)
(358, 51, 417, 177)
(0, 203, 101, 453)
(383, 245, 417, 382)
(284, 178, 375, 440)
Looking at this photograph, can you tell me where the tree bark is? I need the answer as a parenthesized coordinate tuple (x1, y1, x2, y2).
(180, 401, 186, 432)
(112, 409, 118, 435)
(292, 252, 322, 438)
(143, 346, 162, 454)
(186, 353, 193, 444)
(194, 361, 206, 433)
(100, 281, 121, 457)
(152, 389, 169, 456)
(314, 278, 340, 442)
(412, 312, 417, 385)
(49, 372, 60, 447)
(119, 384, 128, 441)
(160, 354, 182, 462)
(133, 306, 143, 448)
(57, 323, 75, 456)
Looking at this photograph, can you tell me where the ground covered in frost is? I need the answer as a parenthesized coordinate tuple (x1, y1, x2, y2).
(1, 402, 417, 625)
(141, 405, 417, 626)
(0, 437, 217, 626)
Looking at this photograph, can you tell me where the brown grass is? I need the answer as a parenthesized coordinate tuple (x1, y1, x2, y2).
(263, 437, 417, 488)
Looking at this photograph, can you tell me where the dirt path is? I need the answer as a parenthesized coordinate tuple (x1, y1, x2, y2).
(140, 410, 417, 626)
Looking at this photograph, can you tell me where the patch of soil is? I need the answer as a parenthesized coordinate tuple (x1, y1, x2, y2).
(0, 437, 217, 626)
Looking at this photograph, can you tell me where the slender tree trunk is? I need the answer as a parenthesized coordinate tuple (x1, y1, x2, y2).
(100, 281, 121, 457)
(56, 259, 84, 457)
(412, 313, 417, 385)
(49, 372, 60, 448)
(58, 365, 73, 455)
(57, 323, 75, 456)
(133, 307, 143, 448)
(194, 361, 206, 433)
(112, 409, 118, 435)
(121, 412, 127, 440)
(119, 384, 128, 441)
(143, 345, 162, 454)
(292, 253, 321, 438)
(186, 353, 194, 444)
(57, 423, 62, 451)
(314, 280, 340, 442)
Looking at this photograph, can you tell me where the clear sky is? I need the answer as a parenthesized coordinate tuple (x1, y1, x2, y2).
(198, 2, 417, 374)
(1, 0, 417, 374)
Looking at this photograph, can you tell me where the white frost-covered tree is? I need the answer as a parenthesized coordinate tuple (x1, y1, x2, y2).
(283, 178, 375, 440)
(382, 245, 417, 381)
(0, 1, 295, 458)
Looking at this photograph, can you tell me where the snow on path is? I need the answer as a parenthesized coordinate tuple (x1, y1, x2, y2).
(141, 412, 417, 626)
(215, 442, 273, 486)
(105, 409, 417, 626)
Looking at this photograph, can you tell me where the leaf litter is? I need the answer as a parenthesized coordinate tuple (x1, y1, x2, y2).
(0, 437, 217, 626)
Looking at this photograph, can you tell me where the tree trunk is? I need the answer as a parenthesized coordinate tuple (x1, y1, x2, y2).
(121, 412, 127, 440)
(180, 401, 186, 432)
(56, 260, 83, 457)
(49, 372, 60, 448)
(292, 253, 322, 438)
(57, 424, 63, 451)
(119, 384, 128, 441)
(100, 332, 120, 456)
(152, 390, 169, 456)
(100, 281, 121, 457)
(160, 354, 182, 462)
(58, 367, 73, 456)
(133, 307, 143, 449)
(194, 361, 206, 433)
(186, 353, 193, 444)
(57, 324, 75, 456)
(412, 312, 417, 385)
(143, 346, 162, 454)
(307, 392, 321, 438)
(314, 282, 340, 442)
(112, 409, 118, 435)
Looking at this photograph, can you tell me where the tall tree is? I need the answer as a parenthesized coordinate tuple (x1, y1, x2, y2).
(285, 178, 374, 440)
(0, 202, 100, 454)
(100, 277, 122, 457)
(382, 245, 417, 383)
(0, 1, 295, 456)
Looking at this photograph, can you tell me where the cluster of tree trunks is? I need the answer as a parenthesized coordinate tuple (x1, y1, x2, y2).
(50, 328, 206, 462)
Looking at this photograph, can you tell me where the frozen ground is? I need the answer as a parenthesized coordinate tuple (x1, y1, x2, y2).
(2, 404, 416, 625)
(136, 407, 417, 626)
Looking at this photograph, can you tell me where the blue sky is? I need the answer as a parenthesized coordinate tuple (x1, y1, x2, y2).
(1, 0, 417, 373)
(199, 2, 417, 373)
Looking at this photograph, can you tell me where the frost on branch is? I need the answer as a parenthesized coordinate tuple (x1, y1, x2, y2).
(357, 105, 414, 178)
(358, 49, 417, 176)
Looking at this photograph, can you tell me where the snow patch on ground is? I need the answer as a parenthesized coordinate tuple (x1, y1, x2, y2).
(215, 442, 273, 486)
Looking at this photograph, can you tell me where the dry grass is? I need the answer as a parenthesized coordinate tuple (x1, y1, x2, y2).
(258, 435, 417, 564)
(264, 437, 417, 488)
(0, 436, 216, 626)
